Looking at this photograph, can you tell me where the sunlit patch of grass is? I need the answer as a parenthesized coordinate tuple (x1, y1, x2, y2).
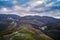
(12, 33, 34, 40)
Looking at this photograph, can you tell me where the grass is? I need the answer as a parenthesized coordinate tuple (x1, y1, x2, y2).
(9, 26, 53, 40)
(0, 24, 53, 40)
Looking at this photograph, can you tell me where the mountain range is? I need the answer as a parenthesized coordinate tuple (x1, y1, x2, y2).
(0, 14, 60, 23)
(0, 14, 60, 40)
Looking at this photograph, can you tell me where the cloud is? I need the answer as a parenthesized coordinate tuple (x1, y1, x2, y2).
(0, 0, 60, 18)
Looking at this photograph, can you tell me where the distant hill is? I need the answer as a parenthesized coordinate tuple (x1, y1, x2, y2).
(21, 16, 60, 23)
(0, 14, 60, 23)
(0, 14, 21, 21)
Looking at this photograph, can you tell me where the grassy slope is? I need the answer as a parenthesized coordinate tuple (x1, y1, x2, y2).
(0, 23, 53, 40)
(9, 24, 53, 40)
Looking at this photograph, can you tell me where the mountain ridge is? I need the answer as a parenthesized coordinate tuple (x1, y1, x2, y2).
(0, 14, 60, 23)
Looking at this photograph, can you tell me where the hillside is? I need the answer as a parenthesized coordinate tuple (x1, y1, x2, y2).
(0, 14, 60, 23)
(42, 23, 60, 40)
(2, 23, 53, 40)
(0, 14, 60, 40)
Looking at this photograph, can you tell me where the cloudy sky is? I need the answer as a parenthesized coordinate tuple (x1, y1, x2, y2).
(0, 0, 60, 18)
